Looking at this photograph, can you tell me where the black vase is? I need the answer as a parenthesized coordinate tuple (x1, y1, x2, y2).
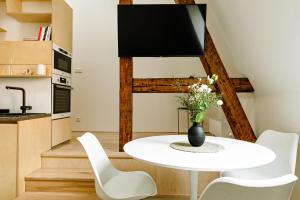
(188, 122, 205, 147)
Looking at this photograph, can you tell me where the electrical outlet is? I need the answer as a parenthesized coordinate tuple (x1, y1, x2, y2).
(75, 117, 81, 122)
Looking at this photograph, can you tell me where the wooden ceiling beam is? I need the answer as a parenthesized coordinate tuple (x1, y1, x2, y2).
(133, 77, 254, 93)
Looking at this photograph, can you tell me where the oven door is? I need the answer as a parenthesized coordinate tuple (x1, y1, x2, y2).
(53, 46, 72, 77)
(52, 84, 71, 119)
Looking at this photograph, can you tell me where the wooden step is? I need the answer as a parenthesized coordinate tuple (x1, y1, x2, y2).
(15, 192, 188, 200)
(25, 168, 95, 193)
(41, 150, 129, 169)
(15, 192, 99, 200)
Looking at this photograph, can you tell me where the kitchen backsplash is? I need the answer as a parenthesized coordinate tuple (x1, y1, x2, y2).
(0, 78, 51, 113)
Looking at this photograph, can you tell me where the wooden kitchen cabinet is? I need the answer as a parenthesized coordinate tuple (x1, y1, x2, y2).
(0, 42, 13, 64)
(0, 117, 51, 199)
(0, 41, 52, 65)
(52, 117, 72, 147)
(52, 0, 73, 53)
(12, 41, 52, 64)
(0, 124, 18, 200)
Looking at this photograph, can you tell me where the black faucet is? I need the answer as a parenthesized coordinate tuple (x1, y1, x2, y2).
(6, 86, 32, 114)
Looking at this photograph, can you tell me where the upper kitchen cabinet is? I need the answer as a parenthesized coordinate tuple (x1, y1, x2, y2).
(0, 0, 73, 77)
(1, 0, 73, 53)
(52, 0, 73, 53)
(5, 0, 52, 23)
(5, 41, 52, 65)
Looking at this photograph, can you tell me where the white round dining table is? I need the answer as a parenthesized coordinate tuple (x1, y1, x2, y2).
(124, 135, 275, 200)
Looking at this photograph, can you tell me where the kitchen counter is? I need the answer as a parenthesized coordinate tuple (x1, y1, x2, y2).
(0, 113, 51, 123)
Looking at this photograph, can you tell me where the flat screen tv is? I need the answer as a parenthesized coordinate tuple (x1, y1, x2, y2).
(118, 4, 207, 57)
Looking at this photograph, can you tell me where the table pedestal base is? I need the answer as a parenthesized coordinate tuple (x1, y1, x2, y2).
(189, 171, 198, 200)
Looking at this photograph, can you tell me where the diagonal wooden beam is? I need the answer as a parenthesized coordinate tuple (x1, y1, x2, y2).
(133, 77, 254, 93)
(176, 0, 257, 142)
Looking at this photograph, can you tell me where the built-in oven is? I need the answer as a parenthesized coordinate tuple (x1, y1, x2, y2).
(52, 74, 72, 119)
(53, 43, 72, 77)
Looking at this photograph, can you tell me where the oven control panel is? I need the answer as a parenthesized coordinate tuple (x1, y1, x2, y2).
(52, 73, 72, 86)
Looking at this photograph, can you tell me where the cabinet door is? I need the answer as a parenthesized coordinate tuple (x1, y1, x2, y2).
(0, 124, 17, 200)
(52, 117, 72, 147)
(0, 42, 13, 64)
(52, 0, 73, 53)
(12, 41, 52, 64)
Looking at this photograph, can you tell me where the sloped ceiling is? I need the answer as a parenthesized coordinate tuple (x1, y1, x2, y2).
(206, 0, 300, 95)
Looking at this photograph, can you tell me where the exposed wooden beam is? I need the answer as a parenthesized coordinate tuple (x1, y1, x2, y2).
(201, 29, 256, 142)
(119, 57, 133, 152)
(176, 0, 256, 142)
(133, 78, 254, 93)
(119, 0, 133, 152)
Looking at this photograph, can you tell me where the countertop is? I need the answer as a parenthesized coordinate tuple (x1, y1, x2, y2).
(0, 113, 51, 123)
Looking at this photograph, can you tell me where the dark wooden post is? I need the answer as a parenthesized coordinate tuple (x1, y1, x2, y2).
(119, 57, 133, 151)
(119, 0, 133, 152)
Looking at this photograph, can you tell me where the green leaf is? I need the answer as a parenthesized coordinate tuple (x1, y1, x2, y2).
(195, 112, 205, 123)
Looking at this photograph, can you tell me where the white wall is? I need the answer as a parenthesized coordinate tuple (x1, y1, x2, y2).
(208, 0, 300, 198)
(66, 0, 255, 133)
(0, 78, 51, 113)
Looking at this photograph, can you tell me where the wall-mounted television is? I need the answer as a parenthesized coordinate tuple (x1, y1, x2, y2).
(118, 4, 207, 57)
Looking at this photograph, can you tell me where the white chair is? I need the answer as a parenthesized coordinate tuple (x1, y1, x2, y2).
(199, 174, 298, 200)
(222, 130, 299, 179)
(77, 132, 157, 200)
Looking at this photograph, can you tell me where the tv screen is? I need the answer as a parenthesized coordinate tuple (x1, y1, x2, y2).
(118, 4, 207, 57)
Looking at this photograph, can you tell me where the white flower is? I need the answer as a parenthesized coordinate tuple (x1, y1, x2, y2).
(208, 78, 214, 85)
(217, 100, 223, 106)
(199, 84, 208, 92)
(207, 88, 212, 93)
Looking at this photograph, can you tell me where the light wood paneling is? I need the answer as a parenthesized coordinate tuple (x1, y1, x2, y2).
(17, 117, 52, 194)
(12, 41, 52, 64)
(7, 12, 52, 23)
(52, 118, 72, 147)
(26, 180, 95, 193)
(0, 124, 18, 200)
(52, 0, 73, 52)
(15, 192, 188, 200)
(6, 0, 22, 13)
(0, 42, 13, 64)
(0, 27, 6, 32)
(0, 64, 52, 77)
(0, 41, 52, 65)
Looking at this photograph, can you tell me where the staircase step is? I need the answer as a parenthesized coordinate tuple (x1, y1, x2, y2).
(15, 192, 190, 200)
(15, 192, 99, 200)
(41, 150, 130, 169)
(15, 192, 188, 200)
(25, 168, 95, 193)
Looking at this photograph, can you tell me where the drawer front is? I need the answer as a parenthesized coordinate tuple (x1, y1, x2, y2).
(0, 42, 13, 64)
(12, 41, 52, 65)
(52, 117, 72, 147)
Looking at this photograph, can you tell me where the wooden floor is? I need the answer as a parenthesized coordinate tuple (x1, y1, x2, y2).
(15, 192, 189, 200)
(45, 132, 177, 157)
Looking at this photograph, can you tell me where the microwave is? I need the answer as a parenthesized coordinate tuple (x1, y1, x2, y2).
(52, 43, 72, 77)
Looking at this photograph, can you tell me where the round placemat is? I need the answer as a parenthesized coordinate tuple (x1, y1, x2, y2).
(170, 141, 224, 153)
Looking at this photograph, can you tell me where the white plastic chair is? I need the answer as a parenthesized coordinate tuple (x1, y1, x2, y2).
(199, 174, 298, 200)
(222, 130, 299, 179)
(77, 132, 157, 200)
